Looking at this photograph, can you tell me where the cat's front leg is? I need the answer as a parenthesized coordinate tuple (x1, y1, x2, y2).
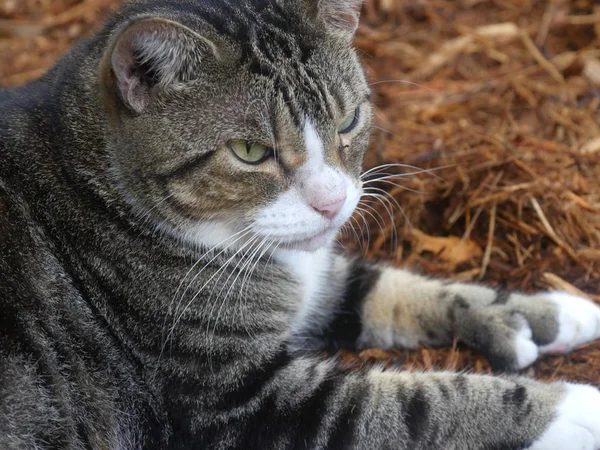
(320, 257, 600, 371)
(238, 355, 600, 449)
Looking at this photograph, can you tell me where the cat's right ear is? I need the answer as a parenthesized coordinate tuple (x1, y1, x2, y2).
(106, 18, 221, 114)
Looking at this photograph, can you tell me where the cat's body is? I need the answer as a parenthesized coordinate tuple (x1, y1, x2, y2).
(2, 1, 600, 449)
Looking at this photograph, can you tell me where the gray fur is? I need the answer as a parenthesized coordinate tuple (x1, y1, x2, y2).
(0, 1, 597, 449)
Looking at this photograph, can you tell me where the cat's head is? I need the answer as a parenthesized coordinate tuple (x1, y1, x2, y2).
(99, 0, 371, 252)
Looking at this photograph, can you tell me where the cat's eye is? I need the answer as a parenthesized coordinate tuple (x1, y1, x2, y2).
(229, 140, 273, 165)
(338, 106, 360, 134)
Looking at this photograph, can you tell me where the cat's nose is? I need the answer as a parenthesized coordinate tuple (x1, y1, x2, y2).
(312, 196, 346, 220)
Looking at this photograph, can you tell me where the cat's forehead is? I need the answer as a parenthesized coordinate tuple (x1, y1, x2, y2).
(202, 0, 349, 122)
(120, 0, 362, 120)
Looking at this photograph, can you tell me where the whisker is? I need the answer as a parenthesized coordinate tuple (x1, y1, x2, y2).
(240, 236, 275, 300)
(361, 190, 399, 253)
(235, 237, 279, 342)
(362, 191, 415, 232)
(354, 209, 372, 251)
(368, 179, 427, 194)
(167, 225, 254, 337)
(362, 170, 447, 184)
(361, 163, 431, 178)
(355, 206, 386, 240)
(206, 234, 269, 362)
(368, 79, 436, 91)
(170, 225, 253, 312)
(160, 231, 259, 366)
(343, 215, 367, 254)
(356, 203, 387, 233)
(154, 225, 256, 379)
(208, 233, 263, 308)
(361, 164, 452, 181)
(203, 233, 263, 319)
(363, 187, 405, 214)
(128, 193, 176, 235)
(202, 234, 264, 371)
(371, 125, 398, 137)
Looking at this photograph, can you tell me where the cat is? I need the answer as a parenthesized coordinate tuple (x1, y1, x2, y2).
(1, 0, 599, 449)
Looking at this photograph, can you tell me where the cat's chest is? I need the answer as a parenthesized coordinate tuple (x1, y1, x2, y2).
(274, 247, 331, 308)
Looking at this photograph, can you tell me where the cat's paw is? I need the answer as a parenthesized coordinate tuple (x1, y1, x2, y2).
(538, 292, 600, 356)
(508, 292, 600, 370)
(529, 383, 600, 450)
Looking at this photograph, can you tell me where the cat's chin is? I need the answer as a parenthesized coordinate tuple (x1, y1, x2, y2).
(281, 229, 337, 252)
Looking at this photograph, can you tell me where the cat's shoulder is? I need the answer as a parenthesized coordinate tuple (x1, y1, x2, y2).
(0, 179, 49, 293)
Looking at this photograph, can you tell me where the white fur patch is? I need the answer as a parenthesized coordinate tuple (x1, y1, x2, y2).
(303, 119, 325, 166)
(514, 323, 539, 370)
(529, 383, 600, 450)
(275, 247, 329, 305)
(539, 292, 600, 355)
(276, 247, 332, 334)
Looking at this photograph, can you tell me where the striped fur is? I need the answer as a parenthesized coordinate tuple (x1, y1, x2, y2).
(1, 1, 600, 449)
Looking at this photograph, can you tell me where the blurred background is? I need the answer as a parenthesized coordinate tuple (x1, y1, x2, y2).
(1, 0, 599, 382)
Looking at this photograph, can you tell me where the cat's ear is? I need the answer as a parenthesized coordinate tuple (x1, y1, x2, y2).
(316, 0, 363, 38)
(108, 18, 220, 113)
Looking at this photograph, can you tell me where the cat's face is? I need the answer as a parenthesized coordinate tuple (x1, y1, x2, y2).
(101, 0, 369, 251)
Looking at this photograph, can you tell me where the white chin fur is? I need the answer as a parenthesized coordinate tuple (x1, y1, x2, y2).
(280, 229, 338, 252)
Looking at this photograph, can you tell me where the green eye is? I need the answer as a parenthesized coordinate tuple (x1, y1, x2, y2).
(338, 106, 360, 134)
(229, 140, 273, 165)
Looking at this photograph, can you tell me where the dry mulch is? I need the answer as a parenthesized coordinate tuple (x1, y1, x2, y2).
(1, 0, 599, 385)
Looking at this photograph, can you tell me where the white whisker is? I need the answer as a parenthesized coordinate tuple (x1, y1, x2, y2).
(361, 189, 398, 252)
(368, 79, 435, 90)
(161, 232, 259, 365)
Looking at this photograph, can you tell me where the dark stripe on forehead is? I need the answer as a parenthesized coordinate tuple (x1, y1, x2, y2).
(265, 3, 315, 63)
(209, 1, 333, 125)
(278, 82, 303, 128)
(302, 64, 336, 119)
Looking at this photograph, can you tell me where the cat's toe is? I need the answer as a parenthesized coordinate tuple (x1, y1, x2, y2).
(513, 322, 539, 370)
(529, 384, 600, 450)
(539, 292, 600, 355)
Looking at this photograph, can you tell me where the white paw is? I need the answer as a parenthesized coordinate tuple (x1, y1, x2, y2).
(514, 322, 539, 369)
(529, 384, 600, 450)
(539, 292, 600, 355)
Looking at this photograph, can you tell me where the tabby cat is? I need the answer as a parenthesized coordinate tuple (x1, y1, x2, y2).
(1, 0, 599, 449)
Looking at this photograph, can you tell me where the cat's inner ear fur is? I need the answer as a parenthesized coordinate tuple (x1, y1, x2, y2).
(109, 18, 218, 113)
(316, 0, 363, 38)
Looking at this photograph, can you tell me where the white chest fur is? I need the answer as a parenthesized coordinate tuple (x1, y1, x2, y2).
(274, 247, 331, 316)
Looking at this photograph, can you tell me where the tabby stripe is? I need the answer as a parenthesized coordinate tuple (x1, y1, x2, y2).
(217, 347, 291, 410)
(324, 260, 381, 349)
(404, 386, 431, 443)
(290, 375, 341, 447)
(324, 382, 368, 449)
(155, 151, 215, 181)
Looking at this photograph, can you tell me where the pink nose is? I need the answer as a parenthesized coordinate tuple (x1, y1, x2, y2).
(312, 196, 346, 220)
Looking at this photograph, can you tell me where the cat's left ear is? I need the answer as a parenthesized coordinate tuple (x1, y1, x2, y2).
(316, 0, 363, 39)
(104, 18, 223, 114)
